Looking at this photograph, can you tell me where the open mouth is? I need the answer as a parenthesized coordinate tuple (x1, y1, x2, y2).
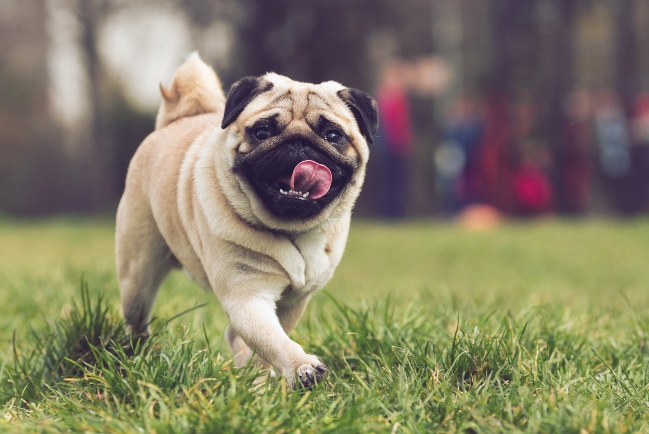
(237, 145, 353, 219)
(276, 160, 332, 200)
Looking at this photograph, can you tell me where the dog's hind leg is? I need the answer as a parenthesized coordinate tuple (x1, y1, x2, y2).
(225, 324, 254, 367)
(116, 201, 174, 337)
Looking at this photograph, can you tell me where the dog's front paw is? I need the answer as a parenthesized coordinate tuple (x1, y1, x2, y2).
(125, 325, 150, 343)
(294, 361, 328, 390)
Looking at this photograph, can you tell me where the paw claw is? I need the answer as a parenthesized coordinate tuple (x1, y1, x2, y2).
(295, 362, 328, 389)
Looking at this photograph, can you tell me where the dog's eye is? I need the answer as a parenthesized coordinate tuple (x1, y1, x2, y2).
(324, 130, 343, 144)
(255, 127, 271, 141)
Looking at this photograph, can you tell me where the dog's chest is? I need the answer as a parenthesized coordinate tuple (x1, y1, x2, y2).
(289, 231, 333, 293)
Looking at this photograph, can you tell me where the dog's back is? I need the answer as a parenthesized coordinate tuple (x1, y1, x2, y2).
(155, 52, 226, 130)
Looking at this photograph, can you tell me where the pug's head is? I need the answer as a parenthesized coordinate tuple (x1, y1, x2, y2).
(219, 73, 378, 232)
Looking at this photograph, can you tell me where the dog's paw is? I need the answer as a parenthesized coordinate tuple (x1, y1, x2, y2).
(295, 361, 328, 390)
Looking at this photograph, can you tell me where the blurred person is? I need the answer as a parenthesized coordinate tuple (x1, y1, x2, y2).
(627, 93, 649, 213)
(435, 96, 484, 214)
(593, 90, 630, 178)
(559, 90, 593, 215)
(375, 59, 414, 218)
(512, 153, 554, 216)
(477, 90, 512, 211)
(632, 93, 649, 147)
(592, 90, 635, 214)
(510, 96, 554, 216)
(472, 89, 556, 216)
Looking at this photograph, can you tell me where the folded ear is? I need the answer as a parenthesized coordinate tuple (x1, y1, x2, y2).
(221, 77, 274, 129)
(337, 88, 379, 144)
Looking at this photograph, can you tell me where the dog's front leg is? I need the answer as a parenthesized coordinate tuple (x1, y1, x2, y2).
(221, 294, 327, 389)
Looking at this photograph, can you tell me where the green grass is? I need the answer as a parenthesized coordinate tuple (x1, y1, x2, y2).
(1, 217, 649, 432)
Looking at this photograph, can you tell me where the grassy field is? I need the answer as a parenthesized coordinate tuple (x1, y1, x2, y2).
(1, 216, 649, 432)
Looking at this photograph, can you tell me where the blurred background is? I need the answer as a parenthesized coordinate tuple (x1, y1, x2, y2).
(2, 0, 649, 219)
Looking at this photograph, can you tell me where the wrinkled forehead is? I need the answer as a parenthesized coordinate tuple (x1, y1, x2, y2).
(243, 75, 355, 132)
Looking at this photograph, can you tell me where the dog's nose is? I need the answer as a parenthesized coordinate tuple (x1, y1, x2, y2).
(283, 139, 312, 159)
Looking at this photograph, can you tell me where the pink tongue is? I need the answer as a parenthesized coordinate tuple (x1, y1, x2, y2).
(290, 160, 332, 200)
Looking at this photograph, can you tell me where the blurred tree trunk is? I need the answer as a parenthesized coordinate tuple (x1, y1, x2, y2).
(615, 0, 637, 117)
(75, 0, 116, 210)
(637, 1, 649, 91)
(542, 0, 578, 212)
(484, 0, 540, 212)
(0, 0, 63, 214)
(237, 0, 373, 88)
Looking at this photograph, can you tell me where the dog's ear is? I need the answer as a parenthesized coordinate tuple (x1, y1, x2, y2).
(221, 77, 274, 129)
(159, 83, 179, 103)
(337, 88, 379, 144)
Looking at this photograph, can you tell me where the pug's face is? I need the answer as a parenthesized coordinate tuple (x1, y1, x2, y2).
(220, 73, 378, 231)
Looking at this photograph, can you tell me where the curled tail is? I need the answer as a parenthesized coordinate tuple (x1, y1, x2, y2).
(155, 52, 226, 130)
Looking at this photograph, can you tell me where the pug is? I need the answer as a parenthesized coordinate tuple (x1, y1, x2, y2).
(115, 53, 377, 389)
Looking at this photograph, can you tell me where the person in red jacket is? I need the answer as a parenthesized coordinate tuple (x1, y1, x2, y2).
(375, 60, 414, 218)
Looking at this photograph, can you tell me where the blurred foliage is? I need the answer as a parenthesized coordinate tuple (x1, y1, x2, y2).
(1, 0, 649, 215)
